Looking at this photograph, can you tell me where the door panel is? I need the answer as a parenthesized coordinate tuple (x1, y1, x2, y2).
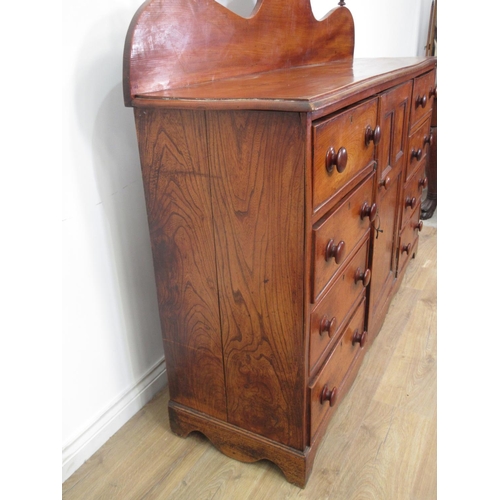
(369, 82, 412, 336)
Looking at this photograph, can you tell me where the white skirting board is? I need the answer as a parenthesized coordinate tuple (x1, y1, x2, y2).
(62, 358, 167, 482)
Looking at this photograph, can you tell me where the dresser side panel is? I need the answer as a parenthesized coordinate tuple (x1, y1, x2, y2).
(206, 110, 306, 449)
(134, 108, 227, 420)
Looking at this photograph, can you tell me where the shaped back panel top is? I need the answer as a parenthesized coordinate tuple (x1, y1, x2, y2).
(123, 0, 354, 106)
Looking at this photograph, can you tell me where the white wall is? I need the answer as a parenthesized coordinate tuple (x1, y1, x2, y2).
(62, 0, 166, 481)
(62, 0, 435, 482)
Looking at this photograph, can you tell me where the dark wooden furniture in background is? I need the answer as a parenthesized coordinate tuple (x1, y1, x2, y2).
(421, 95, 437, 219)
(123, 0, 436, 488)
(422, 0, 437, 219)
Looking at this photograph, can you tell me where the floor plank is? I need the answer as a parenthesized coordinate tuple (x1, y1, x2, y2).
(63, 226, 437, 499)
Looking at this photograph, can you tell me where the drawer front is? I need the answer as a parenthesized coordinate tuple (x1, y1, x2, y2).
(312, 98, 378, 212)
(398, 207, 421, 273)
(402, 164, 427, 227)
(406, 115, 431, 182)
(410, 69, 436, 129)
(312, 173, 374, 302)
(309, 240, 370, 375)
(310, 300, 367, 439)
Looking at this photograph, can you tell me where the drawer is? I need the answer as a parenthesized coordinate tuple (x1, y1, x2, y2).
(401, 164, 427, 227)
(410, 69, 436, 129)
(405, 115, 431, 182)
(309, 299, 367, 439)
(312, 173, 374, 302)
(312, 98, 378, 212)
(309, 240, 369, 375)
(398, 207, 421, 273)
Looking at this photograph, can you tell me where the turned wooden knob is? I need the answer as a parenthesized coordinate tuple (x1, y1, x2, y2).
(380, 175, 391, 190)
(418, 177, 428, 190)
(411, 148, 423, 161)
(416, 94, 427, 108)
(320, 385, 337, 407)
(414, 220, 423, 232)
(423, 134, 434, 146)
(429, 87, 437, 98)
(405, 196, 417, 209)
(360, 202, 377, 222)
(402, 242, 412, 254)
(352, 329, 367, 348)
(365, 125, 381, 146)
(319, 315, 336, 338)
(325, 146, 348, 174)
(354, 267, 371, 287)
(325, 239, 346, 264)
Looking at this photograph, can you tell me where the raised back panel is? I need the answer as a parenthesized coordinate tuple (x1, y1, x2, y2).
(123, 0, 354, 106)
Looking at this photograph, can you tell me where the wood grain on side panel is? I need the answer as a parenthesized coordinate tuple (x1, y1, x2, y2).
(134, 108, 227, 420)
(206, 110, 306, 449)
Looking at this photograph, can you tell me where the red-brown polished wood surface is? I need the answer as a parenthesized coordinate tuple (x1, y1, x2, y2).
(124, 0, 354, 106)
(312, 98, 377, 212)
(134, 108, 227, 420)
(206, 110, 306, 449)
(309, 239, 369, 375)
(369, 82, 411, 338)
(131, 58, 436, 116)
(124, 0, 437, 488)
(402, 164, 427, 228)
(406, 115, 431, 181)
(398, 207, 420, 273)
(168, 401, 312, 487)
(410, 69, 436, 129)
(309, 299, 366, 439)
(312, 173, 374, 301)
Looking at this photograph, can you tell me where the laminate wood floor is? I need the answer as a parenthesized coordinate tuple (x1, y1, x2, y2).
(63, 226, 437, 500)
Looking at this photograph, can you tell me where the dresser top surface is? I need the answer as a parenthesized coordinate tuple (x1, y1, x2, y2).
(132, 57, 436, 114)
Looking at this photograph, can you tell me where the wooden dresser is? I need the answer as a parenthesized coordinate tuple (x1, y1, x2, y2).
(123, 0, 436, 487)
